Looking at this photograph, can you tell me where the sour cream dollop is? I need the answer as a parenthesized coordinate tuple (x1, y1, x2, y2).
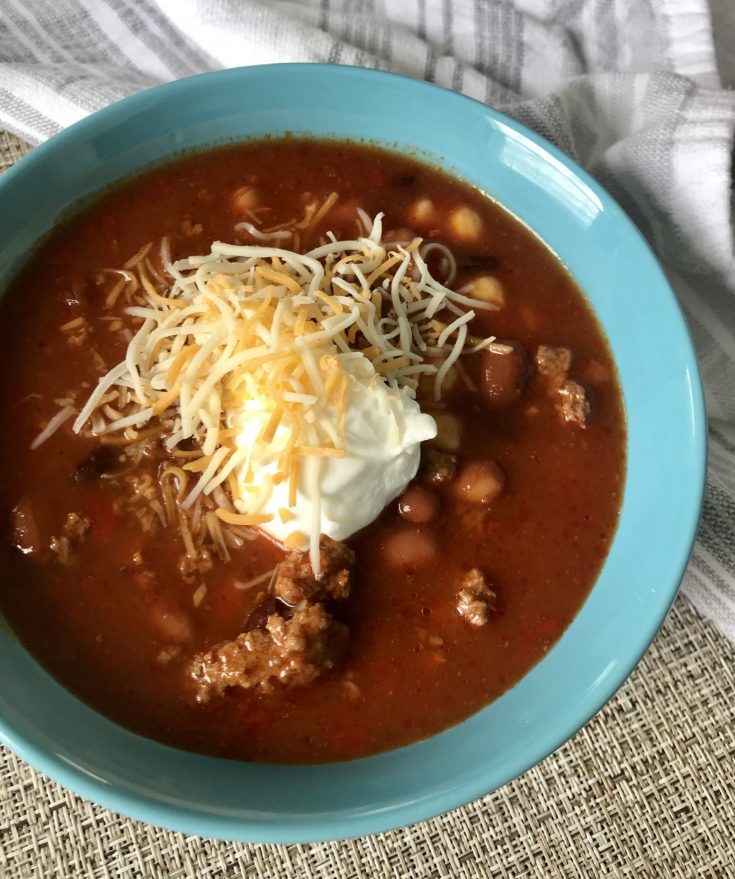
(234, 359, 437, 548)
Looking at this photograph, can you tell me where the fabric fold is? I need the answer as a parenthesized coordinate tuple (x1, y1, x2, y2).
(0, 0, 733, 641)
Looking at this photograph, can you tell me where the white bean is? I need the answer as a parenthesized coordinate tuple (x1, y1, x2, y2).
(452, 460, 506, 506)
(382, 528, 437, 570)
(431, 412, 461, 451)
(231, 187, 260, 214)
(407, 197, 436, 226)
(448, 206, 482, 242)
(467, 275, 505, 308)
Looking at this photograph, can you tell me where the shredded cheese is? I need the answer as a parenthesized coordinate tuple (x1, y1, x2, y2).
(30, 405, 76, 450)
(70, 212, 495, 571)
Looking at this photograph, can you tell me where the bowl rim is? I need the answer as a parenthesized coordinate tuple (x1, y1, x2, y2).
(0, 62, 707, 842)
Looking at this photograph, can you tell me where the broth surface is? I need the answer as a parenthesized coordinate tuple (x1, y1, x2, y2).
(0, 140, 625, 762)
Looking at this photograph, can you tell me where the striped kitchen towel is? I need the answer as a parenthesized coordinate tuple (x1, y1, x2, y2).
(1, 0, 734, 640)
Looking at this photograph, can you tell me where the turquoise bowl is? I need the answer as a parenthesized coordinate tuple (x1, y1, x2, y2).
(0, 64, 706, 842)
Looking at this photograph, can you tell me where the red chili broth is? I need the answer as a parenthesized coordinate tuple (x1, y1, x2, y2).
(0, 140, 625, 763)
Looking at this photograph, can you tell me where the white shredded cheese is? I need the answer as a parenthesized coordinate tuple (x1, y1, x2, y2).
(71, 211, 496, 572)
(30, 405, 76, 450)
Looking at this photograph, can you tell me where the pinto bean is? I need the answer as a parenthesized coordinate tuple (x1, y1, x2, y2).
(452, 460, 505, 506)
(417, 357, 459, 400)
(382, 528, 437, 571)
(398, 486, 440, 524)
(476, 341, 528, 407)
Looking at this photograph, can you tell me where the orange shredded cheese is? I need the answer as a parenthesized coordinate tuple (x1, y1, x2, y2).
(214, 509, 274, 526)
(284, 530, 307, 549)
(72, 211, 496, 572)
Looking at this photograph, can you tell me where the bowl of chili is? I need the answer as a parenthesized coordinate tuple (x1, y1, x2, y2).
(0, 64, 706, 842)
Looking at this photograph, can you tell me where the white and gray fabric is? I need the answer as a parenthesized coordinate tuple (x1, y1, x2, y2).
(0, 0, 734, 640)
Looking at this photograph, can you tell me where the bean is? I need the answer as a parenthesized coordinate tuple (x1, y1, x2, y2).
(382, 528, 437, 570)
(230, 186, 260, 214)
(467, 275, 505, 308)
(452, 460, 506, 506)
(448, 206, 482, 242)
(476, 341, 528, 407)
(398, 486, 440, 523)
(406, 197, 436, 226)
(431, 412, 461, 451)
(145, 594, 193, 644)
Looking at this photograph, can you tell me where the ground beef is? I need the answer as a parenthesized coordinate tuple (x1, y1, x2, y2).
(178, 548, 214, 584)
(456, 569, 496, 626)
(272, 536, 354, 606)
(535, 345, 573, 386)
(49, 512, 91, 564)
(535, 345, 590, 428)
(556, 380, 590, 428)
(419, 447, 457, 485)
(190, 604, 348, 701)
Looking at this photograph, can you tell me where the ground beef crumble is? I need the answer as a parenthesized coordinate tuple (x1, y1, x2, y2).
(535, 345, 572, 385)
(49, 512, 91, 565)
(272, 535, 354, 605)
(189, 536, 355, 701)
(556, 379, 591, 427)
(534, 345, 590, 428)
(456, 569, 496, 627)
(178, 548, 214, 584)
(190, 604, 348, 701)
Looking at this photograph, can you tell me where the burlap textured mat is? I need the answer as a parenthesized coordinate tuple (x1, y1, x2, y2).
(1, 130, 734, 879)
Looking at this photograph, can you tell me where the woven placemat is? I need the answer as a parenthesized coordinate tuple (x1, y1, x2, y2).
(1, 129, 734, 879)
